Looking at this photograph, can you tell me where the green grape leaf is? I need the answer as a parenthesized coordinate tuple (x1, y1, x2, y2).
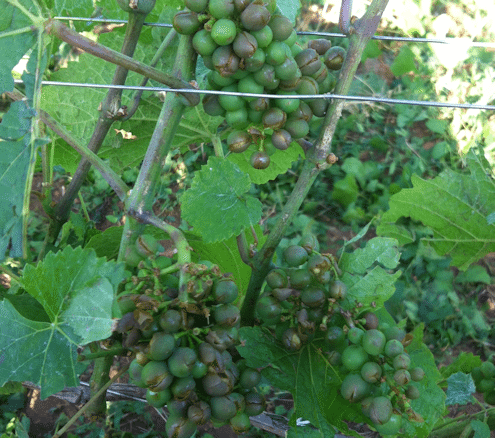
(454, 265, 491, 284)
(172, 105, 224, 150)
(0, 0, 37, 93)
(20, 246, 125, 337)
(339, 237, 401, 309)
(440, 352, 482, 378)
(85, 226, 123, 259)
(0, 298, 82, 399)
(471, 420, 491, 438)
(186, 224, 267, 298)
(0, 246, 125, 398)
(445, 372, 475, 406)
(227, 142, 304, 185)
(390, 45, 417, 76)
(277, 0, 301, 24)
(331, 173, 359, 207)
(378, 150, 495, 270)
(180, 157, 262, 243)
(52, 0, 97, 22)
(237, 327, 364, 438)
(402, 323, 446, 438)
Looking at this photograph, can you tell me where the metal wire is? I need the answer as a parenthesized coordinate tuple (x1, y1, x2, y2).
(53, 16, 495, 48)
(14, 79, 495, 111)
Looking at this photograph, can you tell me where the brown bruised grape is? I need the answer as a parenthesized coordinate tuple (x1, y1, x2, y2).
(227, 130, 251, 153)
(141, 361, 174, 391)
(301, 288, 326, 308)
(289, 268, 312, 290)
(159, 309, 182, 333)
(384, 339, 404, 358)
(323, 46, 346, 70)
(361, 362, 382, 383)
(295, 48, 321, 76)
(171, 376, 196, 400)
(308, 38, 332, 55)
(271, 287, 292, 301)
(240, 368, 261, 389)
(233, 31, 258, 58)
(203, 94, 225, 117)
(329, 280, 347, 300)
(213, 303, 240, 327)
(212, 46, 240, 77)
(369, 396, 392, 425)
(244, 392, 265, 416)
(394, 369, 411, 386)
(266, 269, 289, 289)
(210, 396, 237, 421)
(410, 367, 425, 382)
(271, 129, 292, 150)
(405, 385, 420, 400)
(165, 414, 197, 438)
(213, 278, 239, 304)
(148, 332, 176, 361)
(340, 373, 371, 402)
(240, 3, 271, 31)
(202, 372, 233, 396)
(173, 11, 200, 35)
(188, 401, 211, 425)
(393, 353, 411, 370)
(250, 151, 270, 169)
(281, 327, 302, 351)
(256, 295, 282, 322)
(363, 312, 379, 330)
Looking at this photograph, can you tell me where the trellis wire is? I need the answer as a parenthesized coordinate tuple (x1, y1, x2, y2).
(15, 79, 495, 111)
(53, 16, 495, 48)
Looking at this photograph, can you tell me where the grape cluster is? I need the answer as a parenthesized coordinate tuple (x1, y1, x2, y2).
(255, 234, 347, 350)
(472, 356, 495, 406)
(331, 322, 425, 435)
(120, 234, 265, 438)
(255, 234, 426, 436)
(172, 0, 346, 169)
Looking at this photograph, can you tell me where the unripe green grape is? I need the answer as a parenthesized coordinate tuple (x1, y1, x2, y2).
(374, 413, 402, 435)
(211, 19, 237, 46)
(191, 360, 208, 379)
(340, 373, 371, 402)
(393, 353, 411, 370)
(273, 90, 300, 113)
(298, 234, 319, 254)
(308, 98, 328, 118)
(478, 378, 495, 393)
(283, 245, 309, 267)
(248, 109, 263, 123)
(283, 29, 297, 47)
(213, 303, 240, 327)
(238, 75, 264, 101)
(185, 0, 207, 12)
(212, 45, 239, 77)
(256, 295, 282, 322)
(265, 41, 289, 66)
(325, 326, 345, 347)
(292, 101, 313, 122)
(301, 288, 326, 308)
(159, 309, 181, 333)
(262, 107, 286, 130)
(266, 268, 289, 289)
(203, 94, 225, 117)
(146, 388, 171, 408)
(484, 389, 495, 405)
(234, 0, 250, 12)
(384, 326, 406, 342)
(361, 361, 382, 383)
(168, 347, 198, 378)
(192, 29, 218, 56)
(284, 118, 309, 139)
(209, 70, 235, 88)
(348, 327, 365, 345)
(369, 396, 392, 425)
(171, 376, 196, 400)
(361, 396, 374, 417)
(135, 233, 158, 257)
(481, 361, 495, 379)
(405, 385, 420, 400)
(209, 0, 234, 19)
(342, 345, 369, 371)
(219, 84, 245, 111)
(384, 339, 404, 358)
(410, 367, 425, 382)
(362, 329, 386, 356)
(289, 268, 312, 289)
(141, 361, 174, 391)
(230, 412, 251, 434)
(251, 25, 273, 48)
(245, 48, 266, 72)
